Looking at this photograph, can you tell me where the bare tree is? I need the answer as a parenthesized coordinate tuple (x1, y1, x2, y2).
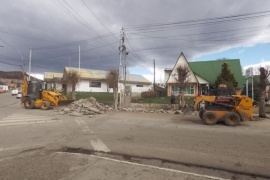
(258, 67, 270, 118)
(174, 65, 191, 109)
(65, 70, 80, 100)
(106, 69, 119, 109)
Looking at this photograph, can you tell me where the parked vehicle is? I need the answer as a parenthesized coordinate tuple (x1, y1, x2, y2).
(11, 89, 19, 96)
(16, 92, 22, 99)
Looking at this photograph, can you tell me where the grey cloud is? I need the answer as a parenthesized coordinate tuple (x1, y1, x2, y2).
(0, 0, 270, 74)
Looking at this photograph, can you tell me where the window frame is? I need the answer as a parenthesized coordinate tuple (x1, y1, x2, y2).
(89, 81, 101, 88)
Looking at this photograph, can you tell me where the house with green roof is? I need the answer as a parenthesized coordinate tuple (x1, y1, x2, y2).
(165, 52, 245, 97)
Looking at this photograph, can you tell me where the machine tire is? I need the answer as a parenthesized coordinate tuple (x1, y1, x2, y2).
(199, 109, 205, 119)
(24, 98, 34, 109)
(224, 112, 240, 127)
(202, 112, 217, 125)
(41, 101, 51, 110)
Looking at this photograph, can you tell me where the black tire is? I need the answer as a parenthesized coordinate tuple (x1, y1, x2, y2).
(24, 98, 34, 109)
(199, 109, 205, 119)
(40, 101, 51, 110)
(224, 112, 240, 127)
(202, 111, 217, 125)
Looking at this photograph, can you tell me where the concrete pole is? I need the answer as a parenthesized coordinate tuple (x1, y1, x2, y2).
(153, 59, 155, 91)
(246, 79, 248, 97)
(28, 48, 32, 81)
(116, 27, 125, 108)
(79, 45, 80, 75)
(252, 75, 254, 101)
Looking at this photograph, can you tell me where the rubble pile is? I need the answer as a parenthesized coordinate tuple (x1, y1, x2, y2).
(58, 97, 112, 117)
(117, 105, 194, 115)
(57, 97, 194, 117)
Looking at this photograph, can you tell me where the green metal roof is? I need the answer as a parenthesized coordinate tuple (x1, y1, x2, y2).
(189, 59, 245, 88)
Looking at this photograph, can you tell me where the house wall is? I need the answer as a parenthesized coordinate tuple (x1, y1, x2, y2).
(55, 83, 63, 92)
(75, 80, 108, 92)
(0, 85, 9, 91)
(164, 71, 171, 83)
(119, 83, 152, 97)
(65, 80, 151, 95)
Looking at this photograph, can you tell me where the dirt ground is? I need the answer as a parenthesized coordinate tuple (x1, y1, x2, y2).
(253, 106, 270, 114)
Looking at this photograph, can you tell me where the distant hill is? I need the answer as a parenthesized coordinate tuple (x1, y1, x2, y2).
(0, 71, 23, 79)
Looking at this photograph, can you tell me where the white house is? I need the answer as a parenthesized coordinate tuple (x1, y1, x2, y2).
(44, 72, 63, 91)
(0, 82, 8, 93)
(44, 67, 152, 97)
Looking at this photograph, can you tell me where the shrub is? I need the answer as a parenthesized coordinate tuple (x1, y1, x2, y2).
(141, 90, 157, 98)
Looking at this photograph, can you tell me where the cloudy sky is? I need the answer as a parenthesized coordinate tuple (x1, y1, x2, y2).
(1, 0, 270, 82)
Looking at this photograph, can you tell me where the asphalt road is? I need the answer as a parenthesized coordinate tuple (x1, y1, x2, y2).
(0, 92, 269, 180)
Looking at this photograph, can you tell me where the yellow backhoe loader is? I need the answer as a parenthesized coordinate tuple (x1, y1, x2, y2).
(21, 73, 73, 110)
(193, 94, 253, 126)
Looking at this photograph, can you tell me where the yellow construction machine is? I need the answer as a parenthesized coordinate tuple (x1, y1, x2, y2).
(21, 73, 73, 110)
(193, 95, 253, 126)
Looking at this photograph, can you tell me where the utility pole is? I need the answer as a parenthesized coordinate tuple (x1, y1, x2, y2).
(245, 67, 254, 101)
(79, 45, 81, 75)
(116, 27, 125, 108)
(153, 59, 156, 91)
(28, 48, 32, 81)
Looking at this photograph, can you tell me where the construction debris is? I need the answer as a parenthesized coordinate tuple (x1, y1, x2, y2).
(56, 97, 195, 117)
(56, 97, 110, 117)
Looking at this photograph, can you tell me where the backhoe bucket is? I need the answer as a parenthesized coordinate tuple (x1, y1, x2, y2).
(57, 100, 74, 107)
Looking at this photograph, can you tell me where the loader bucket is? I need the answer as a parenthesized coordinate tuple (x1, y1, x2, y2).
(57, 100, 75, 107)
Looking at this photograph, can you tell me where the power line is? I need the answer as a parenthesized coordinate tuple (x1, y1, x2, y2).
(51, 0, 119, 54)
(80, 0, 119, 42)
(126, 10, 270, 31)
(33, 31, 118, 50)
(34, 41, 118, 62)
(129, 25, 270, 40)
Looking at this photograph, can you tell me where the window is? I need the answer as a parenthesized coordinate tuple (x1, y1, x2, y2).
(136, 85, 143, 87)
(184, 86, 194, 95)
(90, 82, 101, 88)
(171, 85, 194, 95)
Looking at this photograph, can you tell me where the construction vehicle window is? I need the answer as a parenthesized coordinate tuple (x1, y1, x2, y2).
(41, 82, 46, 90)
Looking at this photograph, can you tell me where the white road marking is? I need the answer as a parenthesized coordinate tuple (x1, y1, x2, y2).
(75, 118, 93, 134)
(89, 139, 110, 152)
(58, 152, 229, 180)
(0, 144, 43, 152)
(75, 117, 110, 152)
(0, 114, 62, 126)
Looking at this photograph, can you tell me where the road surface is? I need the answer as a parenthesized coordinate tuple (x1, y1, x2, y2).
(0, 92, 269, 180)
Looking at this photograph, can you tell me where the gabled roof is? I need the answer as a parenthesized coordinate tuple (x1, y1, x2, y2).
(44, 72, 63, 80)
(189, 59, 245, 88)
(165, 53, 245, 89)
(166, 52, 199, 85)
(63, 67, 151, 84)
(124, 74, 151, 84)
(65, 67, 107, 80)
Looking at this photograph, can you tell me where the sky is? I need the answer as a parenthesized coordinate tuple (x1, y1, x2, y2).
(1, 0, 270, 82)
